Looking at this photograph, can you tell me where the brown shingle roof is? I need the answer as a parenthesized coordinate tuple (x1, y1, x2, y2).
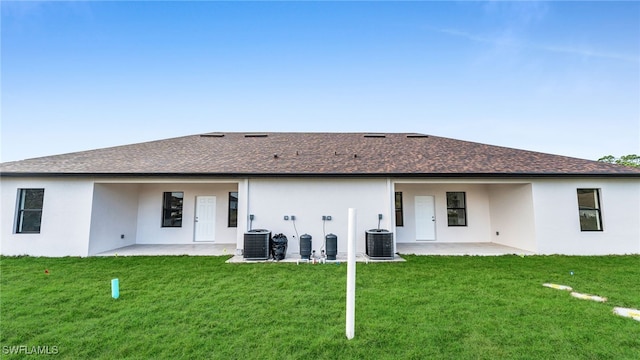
(1, 132, 639, 177)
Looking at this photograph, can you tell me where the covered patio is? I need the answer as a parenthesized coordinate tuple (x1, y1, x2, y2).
(88, 181, 243, 256)
(393, 181, 537, 254)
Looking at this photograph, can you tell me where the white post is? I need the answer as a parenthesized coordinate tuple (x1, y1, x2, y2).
(346, 208, 357, 340)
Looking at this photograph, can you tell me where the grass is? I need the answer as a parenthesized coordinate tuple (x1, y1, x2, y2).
(1, 255, 639, 359)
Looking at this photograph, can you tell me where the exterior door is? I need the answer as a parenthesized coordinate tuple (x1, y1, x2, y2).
(195, 196, 216, 242)
(415, 195, 436, 241)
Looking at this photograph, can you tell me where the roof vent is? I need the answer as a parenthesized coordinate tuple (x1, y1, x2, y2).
(406, 134, 429, 138)
(364, 134, 386, 138)
(245, 133, 268, 138)
(200, 133, 225, 138)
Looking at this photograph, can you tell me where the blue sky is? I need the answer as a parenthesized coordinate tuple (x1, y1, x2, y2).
(2, 1, 639, 162)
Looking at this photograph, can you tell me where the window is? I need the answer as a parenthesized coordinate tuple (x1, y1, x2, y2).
(577, 189, 602, 231)
(446, 192, 467, 226)
(162, 192, 183, 227)
(395, 192, 404, 226)
(228, 192, 238, 227)
(15, 189, 45, 233)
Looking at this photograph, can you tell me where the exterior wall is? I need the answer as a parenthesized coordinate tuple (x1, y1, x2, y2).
(532, 179, 640, 255)
(488, 184, 536, 252)
(2, 176, 637, 256)
(88, 183, 140, 255)
(394, 183, 492, 243)
(0, 178, 94, 256)
(136, 183, 238, 244)
(244, 178, 391, 254)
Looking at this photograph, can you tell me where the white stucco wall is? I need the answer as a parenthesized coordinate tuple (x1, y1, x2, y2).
(136, 183, 238, 244)
(533, 179, 640, 255)
(244, 178, 391, 255)
(88, 183, 140, 255)
(488, 184, 536, 252)
(0, 178, 94, 256)
(3, 175, 637, 257)
(394, 183, 492, 243)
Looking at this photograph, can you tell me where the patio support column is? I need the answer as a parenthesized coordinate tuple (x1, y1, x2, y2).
(387, 178, 396, 254)
(236, 179, 249, 253)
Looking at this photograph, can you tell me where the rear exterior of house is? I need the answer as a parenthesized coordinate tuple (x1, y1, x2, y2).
(1, 132, 639, 256)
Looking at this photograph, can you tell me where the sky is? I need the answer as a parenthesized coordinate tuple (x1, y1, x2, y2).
(1, 1, 639, 162)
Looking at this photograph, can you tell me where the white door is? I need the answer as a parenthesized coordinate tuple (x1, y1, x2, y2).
(195, 196, 216, 242)
(415, 195, 436, 241)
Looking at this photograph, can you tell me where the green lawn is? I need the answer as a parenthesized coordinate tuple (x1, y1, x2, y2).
(1, 255, 639, 359)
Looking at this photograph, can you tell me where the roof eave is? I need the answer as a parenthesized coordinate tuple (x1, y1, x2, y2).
(2, 172, 639, 179)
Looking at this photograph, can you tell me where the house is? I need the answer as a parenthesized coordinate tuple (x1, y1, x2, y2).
(1, 132, 639, 257)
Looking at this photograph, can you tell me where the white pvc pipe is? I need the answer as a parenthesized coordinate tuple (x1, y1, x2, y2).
(111, 278, 119, 299)
(346, 208, 356, 340)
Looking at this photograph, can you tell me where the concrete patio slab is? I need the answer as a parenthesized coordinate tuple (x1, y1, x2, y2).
(94, 242, 532, 259)
(225, 252, 405, 264)
(94, 244, 405, 262)
(396, 242, 534, 256)
(95, 244, 236, 256)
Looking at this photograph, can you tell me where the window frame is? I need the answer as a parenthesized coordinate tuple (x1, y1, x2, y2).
(446, 191, 467, 227)
(228, 191, 238, 228)
(577, 189, 603, 232)
(395, 192, 404, 227)
(15, 188, 45, 234)
(162, 191, 184, 228)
